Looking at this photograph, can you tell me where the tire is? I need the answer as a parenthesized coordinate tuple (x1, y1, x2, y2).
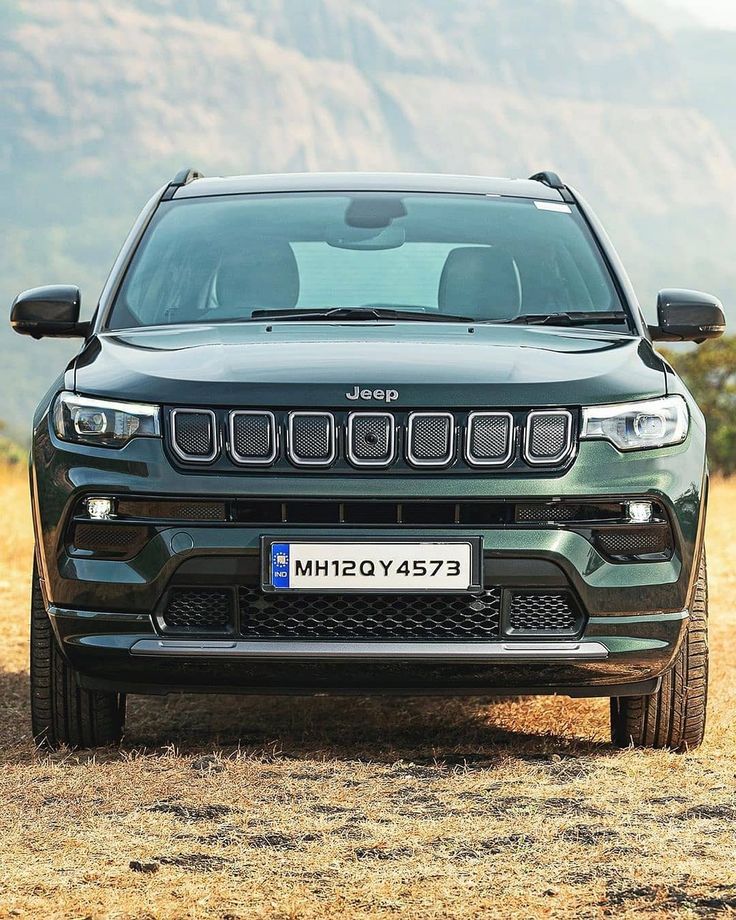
(30, 560, 125, 749)
(610, 550, 708, 752)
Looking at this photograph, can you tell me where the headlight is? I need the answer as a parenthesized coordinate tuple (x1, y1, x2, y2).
(52, 391, 160, 447)
(581, 395, 689, 451)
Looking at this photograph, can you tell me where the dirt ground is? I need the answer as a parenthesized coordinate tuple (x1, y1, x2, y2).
(0, 464, 734, 919)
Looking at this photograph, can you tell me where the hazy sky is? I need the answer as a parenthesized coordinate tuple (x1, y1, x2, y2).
(663, 0, 736, 28)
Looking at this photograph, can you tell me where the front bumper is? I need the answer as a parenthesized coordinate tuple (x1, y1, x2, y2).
(32, 420, 706, 696)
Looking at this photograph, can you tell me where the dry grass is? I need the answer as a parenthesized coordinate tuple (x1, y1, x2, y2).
(0, 465, 734, 919)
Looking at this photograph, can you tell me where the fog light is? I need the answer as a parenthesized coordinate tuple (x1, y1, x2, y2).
(627, 500, 653, 524)
(85, 497, 116, 520)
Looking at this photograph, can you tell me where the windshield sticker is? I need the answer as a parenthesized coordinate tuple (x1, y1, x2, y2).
(534, 201, 572, 213)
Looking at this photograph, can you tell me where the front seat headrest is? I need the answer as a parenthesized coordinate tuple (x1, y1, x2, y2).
(438, 246, 521, 320)
(216, 241, 299, 314)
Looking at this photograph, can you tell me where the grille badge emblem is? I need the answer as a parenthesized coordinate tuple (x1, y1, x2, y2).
(345, 385, 399, 403)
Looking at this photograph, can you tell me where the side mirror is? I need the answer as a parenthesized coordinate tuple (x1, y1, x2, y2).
(10, 285, 89, 339)
(649, 289, 726, 344)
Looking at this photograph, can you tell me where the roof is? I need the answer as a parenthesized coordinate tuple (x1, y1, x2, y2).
(173, 171, 564, 201)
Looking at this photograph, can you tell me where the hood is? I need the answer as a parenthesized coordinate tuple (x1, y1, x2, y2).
(74, 321, 667, 408)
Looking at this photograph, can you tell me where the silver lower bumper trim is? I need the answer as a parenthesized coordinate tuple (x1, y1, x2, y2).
(129, 639, 609, 662)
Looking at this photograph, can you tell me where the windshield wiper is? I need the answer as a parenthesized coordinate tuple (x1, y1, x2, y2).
(250, 307, 475, 323)
(491, 311, 630, 327)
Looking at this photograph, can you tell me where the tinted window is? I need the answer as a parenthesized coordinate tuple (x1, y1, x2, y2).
(108, 192, 624, 329)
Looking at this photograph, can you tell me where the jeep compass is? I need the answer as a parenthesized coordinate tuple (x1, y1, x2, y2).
(11, 169, 725, 750)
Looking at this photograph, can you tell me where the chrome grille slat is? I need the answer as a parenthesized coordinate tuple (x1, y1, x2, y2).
(407, 412, 455, 467)
(466, 411, 513, 466)
(287, 411, 337, 467)
(229, 410, 277, 465)
(523, 410, 573, 466)
(347, 412, 396, 467)
(170, 409, 218, 462)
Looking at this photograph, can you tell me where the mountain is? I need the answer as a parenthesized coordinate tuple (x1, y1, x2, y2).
(1, 0, 735, 440)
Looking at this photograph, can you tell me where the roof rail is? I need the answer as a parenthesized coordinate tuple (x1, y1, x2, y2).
(161, 167, 204, 201)
(528, 170, 575, 203)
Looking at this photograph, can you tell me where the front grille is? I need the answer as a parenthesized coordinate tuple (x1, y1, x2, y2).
(288, 412, 336, 466)
(524, 411, 572, 465)
(505, 592, 582, 636)
(407, 412, 455, 466)
(229, 411, 276, 464)
(347, 412, 395, 466)
(171, 409, 217, 462)
(165, 407, 580, 472)
(71, 523, 151, 558)
(162, 588, 233, 631)
(239, 586, 502, 639)
(466, 412, 513, 465)
(596, 526, 673, 559)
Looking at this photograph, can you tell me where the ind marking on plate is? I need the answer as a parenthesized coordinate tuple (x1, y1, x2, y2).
(271, 543, 291, 588)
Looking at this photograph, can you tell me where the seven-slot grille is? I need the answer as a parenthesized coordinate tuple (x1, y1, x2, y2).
(347, 412, 395, 466)
(166, 408, 577, 469)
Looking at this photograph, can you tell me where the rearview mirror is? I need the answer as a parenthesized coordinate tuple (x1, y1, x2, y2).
(649, 289, 726, 344)
(10, 285, 89, 339)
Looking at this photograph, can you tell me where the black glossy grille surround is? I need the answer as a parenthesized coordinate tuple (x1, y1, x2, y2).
(165, 407, 578, 472)
(239, 587, 503, 640)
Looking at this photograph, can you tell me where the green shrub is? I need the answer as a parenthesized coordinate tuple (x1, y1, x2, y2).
(660, 337, 736, 476)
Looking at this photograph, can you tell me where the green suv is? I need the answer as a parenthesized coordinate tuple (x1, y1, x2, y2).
(12, 169, 725, 750)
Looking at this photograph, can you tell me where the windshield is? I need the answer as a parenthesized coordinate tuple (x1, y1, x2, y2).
(108, 192, 627, 330)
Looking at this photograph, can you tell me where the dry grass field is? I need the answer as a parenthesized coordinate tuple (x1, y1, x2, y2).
(0, 464, 734, 919)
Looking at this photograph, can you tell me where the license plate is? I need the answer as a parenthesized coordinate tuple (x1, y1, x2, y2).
(262, 539, 482, 593)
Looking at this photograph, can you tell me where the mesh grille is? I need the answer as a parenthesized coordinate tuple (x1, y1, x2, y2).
(289, 413, 334, 463)
(409, 414, 453, 464)
(468, 413, 512, 462)
(239, 587, 501, 640)
(162, 589, 233, 631)
(72, 523, 150, 557)
(516, 503, 579, 523)
(526, 412, 570, 462)
(349, 414, 393, 463)
(231, 412, 274, 462)
(172, 411, 215, 459)
(596, 527, 672, 558)
(506, 592, 581, 635)
(117, 500, 226, 521)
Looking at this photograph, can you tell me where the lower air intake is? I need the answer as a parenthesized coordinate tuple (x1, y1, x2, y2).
(595, 526, 673, 559)
(239, 587, 501, 640)
(505, 591, 582, 636)
(162, 588, 233, 632)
